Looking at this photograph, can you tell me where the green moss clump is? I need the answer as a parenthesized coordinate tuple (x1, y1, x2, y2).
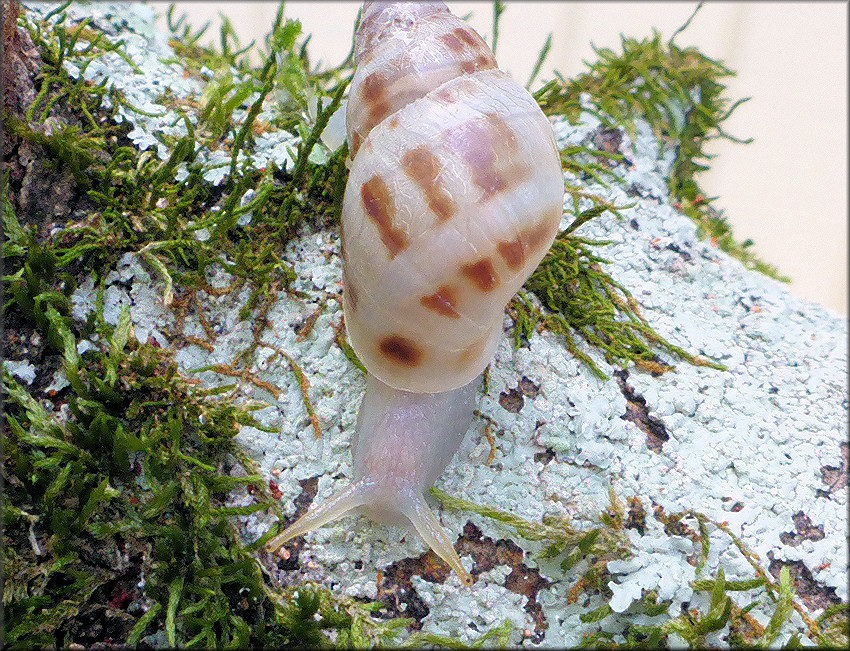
(1, 257, 410, 647)
(533, 6, 790, 283)
(513, 184, 726, 379)
(7, 0, 351, 311)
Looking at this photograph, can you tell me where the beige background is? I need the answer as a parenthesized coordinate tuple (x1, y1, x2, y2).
(148, 1, 848, 315)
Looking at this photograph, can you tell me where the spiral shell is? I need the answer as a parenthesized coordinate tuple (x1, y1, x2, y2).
(341, 1, 564, 393)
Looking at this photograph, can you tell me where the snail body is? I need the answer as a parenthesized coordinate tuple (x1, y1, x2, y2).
(271, 375, 478, 584)
(268, 1, 564, 586)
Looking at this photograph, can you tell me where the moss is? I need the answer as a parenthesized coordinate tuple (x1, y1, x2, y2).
(1, 3, 395, 646)
(432, 488, 848, 648)
(7, 0, 348, 306)
(533, 4, 790, 283)
(512, 182, 726, 379)
(1, 250, 408, 646)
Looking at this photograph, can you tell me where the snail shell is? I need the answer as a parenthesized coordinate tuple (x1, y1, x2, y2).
(341, 1, 565, 393)
(268, 1, 563, 586)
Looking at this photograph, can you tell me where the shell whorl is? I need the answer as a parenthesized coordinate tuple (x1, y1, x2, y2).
(342, 1, 564, 393)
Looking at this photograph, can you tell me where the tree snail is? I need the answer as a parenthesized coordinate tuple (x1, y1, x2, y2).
(267, 1, 564, 586)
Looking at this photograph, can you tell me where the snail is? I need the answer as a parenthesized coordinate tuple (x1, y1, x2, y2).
(267, 1, 564, 586)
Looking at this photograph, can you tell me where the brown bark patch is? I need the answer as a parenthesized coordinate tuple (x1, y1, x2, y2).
(457, 521, 550, 642)
(614, 369, 669, 453)
(818, 441, 848, 498)
(499, 387, 524, 413)
(779, 511, 825, 547)
(768, 556, 842, 612)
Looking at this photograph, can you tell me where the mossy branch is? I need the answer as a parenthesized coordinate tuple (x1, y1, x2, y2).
(533, 8, 787, 283)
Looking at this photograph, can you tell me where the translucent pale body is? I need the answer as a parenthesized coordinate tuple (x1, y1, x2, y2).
(266, 375, 477, 585)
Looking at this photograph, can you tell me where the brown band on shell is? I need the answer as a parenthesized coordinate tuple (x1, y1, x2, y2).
(440, 30, 465, 53)
(349, 131, 362, 158)
(343, 266, 358, 312)
(496, 238, 523, 270)
(361, 175, 408, 258)
(457, 336, 486, 367)
(401, 146, 457, 222)
(439, 27, 497, 74)
(497, 218, 560, 270)
(522, 215, 560, 255)
(420, 285, 461, 318)
(453, 26, 483, 47)
(379, 335, 423, 367)
(361, 71, 391, 133)
(459, 55, 496, 75)
(433, 77, 479, 105)
(444, 113, 529, 200)
(461, 257, 499, 292)
(361, 70, 386, 103)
